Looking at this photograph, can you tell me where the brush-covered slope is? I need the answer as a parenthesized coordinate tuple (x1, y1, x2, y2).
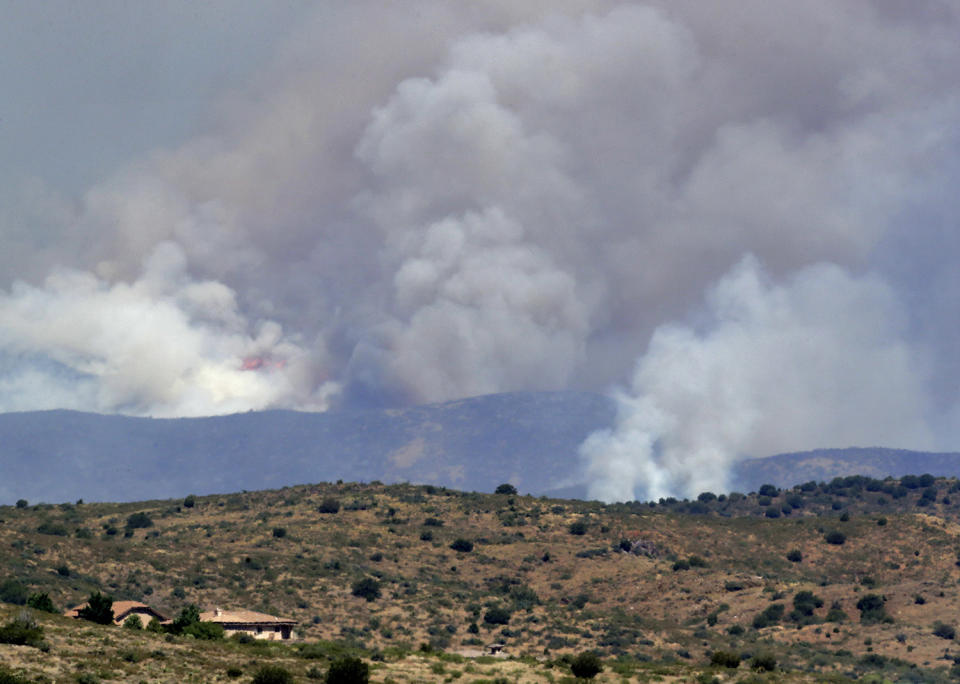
(5, 476, 960, 681)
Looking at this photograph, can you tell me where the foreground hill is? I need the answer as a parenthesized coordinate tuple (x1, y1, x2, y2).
(4, 392, 960, 506)
(6, 476, 960, 681)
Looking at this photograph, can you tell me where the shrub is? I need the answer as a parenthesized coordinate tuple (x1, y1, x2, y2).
(752, 603, 784, 629)
(78, 592, 114, 625)
(318, 497, 340, 514)
(727, 624, 745, 635)
(26, 593, 56, 613)
(758, 484, 779, 497)
(36, 521, 69, 536)
(0, 612, 45, 648)
(934, 622, 956, 640)
(724, 581, 744, 592)
(672, 560, 691, 572)
(419, 530, 433, 541)
(825, 601, 848, 623)
(764, 506, 781, 518)
(183, 495, 197, 508)
(351, 577, 381, 602)
(710, 650, 740, 668)
(123, 614, 142, 630)
(495, 484, 518, 496)
(272, 527, 287, 538)
(423, 517, 444, 527)
(252, 665, 294, 684)
(750, 654, 777, 672)
(568, 520, 588, 535)
(483, 606, 512, 625)
(570, 651, 603, 679)
(226, 667, 243, 678)
(791, 590, 824, 619)
(125, 512, 153, 529)
(786, 549, 803, 562)
(0, 665, 31, 684)
(856, 594, 892, 624)
(15, 499, 27, 509)
(326, 656, 370, 684)
(450, 538, 474, 553)
(824, 530, 846, 545)
(184, 621, 225, 640)
(688, 555, 708, 568)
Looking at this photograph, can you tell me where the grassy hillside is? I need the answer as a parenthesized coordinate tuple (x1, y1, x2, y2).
(5, 476, 960, 682)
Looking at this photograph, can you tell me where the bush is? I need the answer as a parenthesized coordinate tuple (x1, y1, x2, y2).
(351, 577, 381, 602)
(184, 621, 225, 640)
(724, 581, 744, 592)
(750, 654, 777, 672)
(786, 549, 803, 562)
(483, 606, 512, 625)
(225, 667, 243, 678)
(825, 601, 848, 623)
(125, 512, 153, 529)
(758, 484, 779, 497)
(169, 604, 201, 634)
(78, 592, 114, 625)
(15, 499, 27, 509)
(824, 530, 846, 545)
(934, 622, 956, 640)
(0, 612, 45, 648)
(326, 656, 370, 684)
(791, 590, 824, 618)
(183, 495, 197, 508)
(672, 560, 691, 572)
(0, 665, 30, 684)
(752, 603, 784, 629)
(26, 593, 56, 613)
(252, 665, 294, 684)
(494, 483, 518, 495)
(710, 650, 740, 668)
(423, 517, 444, 527)
(568, 520, 588, 535)
(570, 651, 603, 679)
(318, 497, 341, 514)
(856, 594, 892, 624)
(272, 527, 287, 538)
(123, 614, 142, 630)
(450, 538, 474, 553)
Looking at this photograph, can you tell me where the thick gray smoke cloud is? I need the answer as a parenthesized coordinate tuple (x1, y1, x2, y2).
(2, 1, 959, 495)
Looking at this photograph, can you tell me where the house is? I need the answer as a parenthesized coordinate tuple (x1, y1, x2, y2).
(487, 643, 505, 655)
(64, 600, 168, 627)
(198, 608, 296, 640)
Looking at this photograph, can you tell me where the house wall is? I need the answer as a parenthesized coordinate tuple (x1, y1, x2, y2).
(222, 624, 292, 640)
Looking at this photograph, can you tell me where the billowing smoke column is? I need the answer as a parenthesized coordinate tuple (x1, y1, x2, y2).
(1, 2, 959, 493)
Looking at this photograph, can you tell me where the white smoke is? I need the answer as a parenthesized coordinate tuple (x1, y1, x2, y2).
(0, 0, 957, 488)
(582, 257, 934, 502)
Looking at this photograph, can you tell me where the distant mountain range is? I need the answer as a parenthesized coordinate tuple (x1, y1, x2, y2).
(1, 392, 959, 504)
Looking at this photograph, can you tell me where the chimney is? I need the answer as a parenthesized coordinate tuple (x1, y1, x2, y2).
(215, 607, 221, 617)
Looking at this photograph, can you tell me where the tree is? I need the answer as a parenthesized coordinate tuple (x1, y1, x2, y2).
(570, 651, 603, 679)
(183, 494, 197, 508)
(326, 656, 369, 684)
(494, 483, 518, 496)
(77, 591, 114, 625)
(26, 593, 55, 614)
(857, 594, 892, 624)
(169, 604, 201, 634)
(15, 499, 27, 509)
(483, 606, 511, 625)
(351, 578, 381, 602)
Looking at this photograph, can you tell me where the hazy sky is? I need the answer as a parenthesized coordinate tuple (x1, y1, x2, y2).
(2, 1, 959, 499)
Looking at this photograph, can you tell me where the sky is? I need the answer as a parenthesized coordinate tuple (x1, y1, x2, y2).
(1, 1, 959, 501)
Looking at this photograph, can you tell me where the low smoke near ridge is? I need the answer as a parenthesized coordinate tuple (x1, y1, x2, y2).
(1, 1, 959, 499)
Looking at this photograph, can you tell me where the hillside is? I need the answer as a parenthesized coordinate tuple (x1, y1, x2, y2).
(5, 476, 960, 681)
(4, 393, 960, 507)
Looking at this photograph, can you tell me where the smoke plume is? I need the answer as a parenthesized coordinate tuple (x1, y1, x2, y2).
(1, 1, 959, 496)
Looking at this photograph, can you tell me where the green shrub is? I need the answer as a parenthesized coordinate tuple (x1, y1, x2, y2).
(351, 577, 381, 602)
(0, 612, 45, 648)
(723, 580, 744, 591)
(672, 560, 691, 572)
(252, 665, 294, 684)
(183, 621, 225, 640)
(856, 594, 892, 624)
(326, 656, 370, 684)
(568, 520, 588, 535)
(570, 651, 603, 679)
(752, 603, 784, 629)
(710, 650, 740, 668)
(824, 530, 846, 545)
(125, 512, 153, 529)
(934, 622, 956, 640)
(123, 614, 142, 630)
(36, 521, 69, 536)
(450, 539, 474, 553)
(786, 549, 802, 562)
(483, 606, 512, 625)
(825, 601, 848, 623)
(183, 495, 197, 508)
(494, 484, 518, 496)
(750, 654, 777, 672)
(225, 666, 243, 678)
(272, 527, 287, 538)
(423, 517, 444, 527)
(15, 499, 27, 509)
(318, 498, 341, 514)
(0, 665, 31, 684)
(26, 592, 56, 613)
